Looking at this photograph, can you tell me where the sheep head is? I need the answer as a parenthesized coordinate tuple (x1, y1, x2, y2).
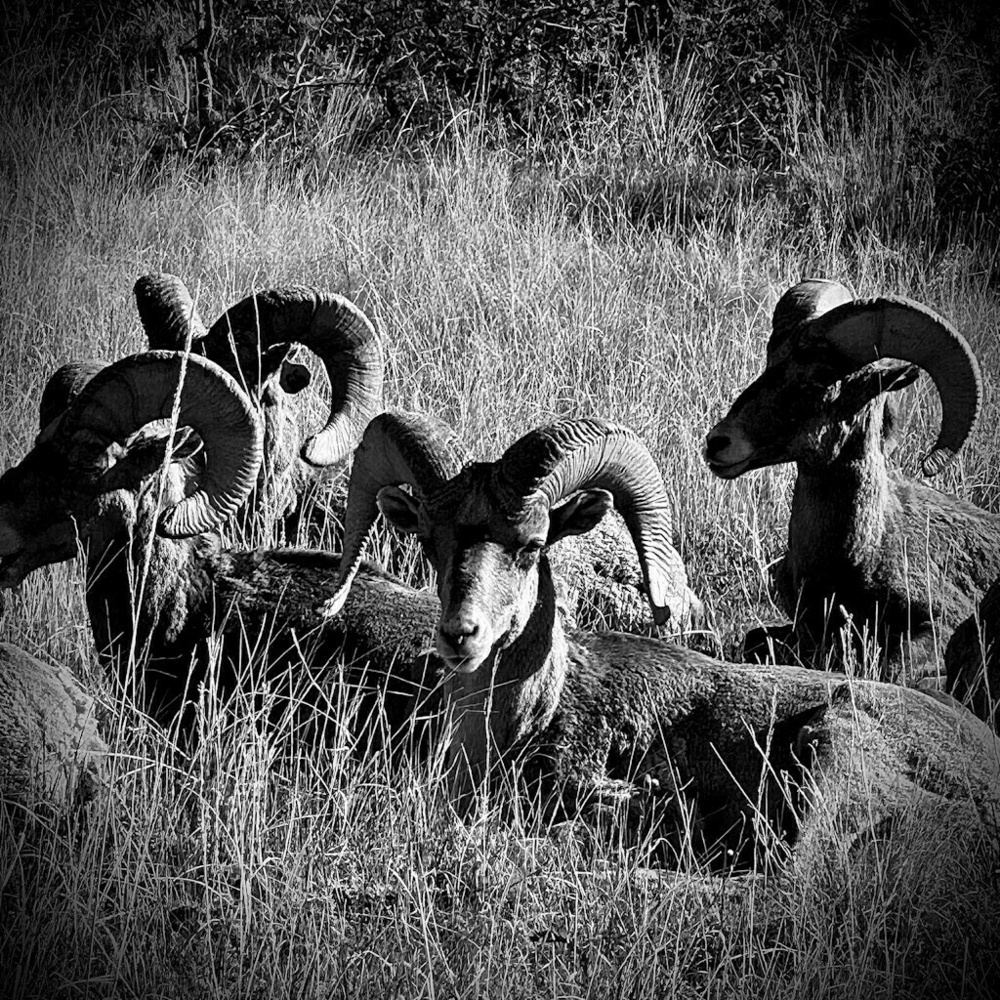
(0, 352, 263, 589)
(133, 273, 384, 467)
(704, 278, 982, 478)
(322, 413, 688, 674)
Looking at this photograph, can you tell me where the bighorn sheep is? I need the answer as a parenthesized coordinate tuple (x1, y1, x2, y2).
(704, 279, 1000, 687)
(0, 642, 106, 814)
(946, 575, 999, 728)
(0, 351, 447, 739)
(132, 273, 384, 536)
(322, 412, 1000, 866)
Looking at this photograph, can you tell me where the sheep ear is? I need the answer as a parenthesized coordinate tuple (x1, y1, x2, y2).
(278, 359, 311, 395)
(377, 485, 421, 535)
(836, 362, 920, 416)
(880, 363, 921, 394)
(547, 489, 613, 545)
(99, 427, 202, 490)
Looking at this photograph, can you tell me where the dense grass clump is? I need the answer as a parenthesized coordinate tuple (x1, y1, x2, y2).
(2, 17, 1000, 999)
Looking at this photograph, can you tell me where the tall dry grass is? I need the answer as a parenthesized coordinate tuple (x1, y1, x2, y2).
(1, 43, 999, 999)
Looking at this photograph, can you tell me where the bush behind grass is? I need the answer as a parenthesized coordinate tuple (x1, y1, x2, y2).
(2, 37, 1000, 1000)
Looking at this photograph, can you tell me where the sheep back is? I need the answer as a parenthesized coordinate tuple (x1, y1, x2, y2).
(523, 633, 1000, 866)
(211, 550, 443, 747)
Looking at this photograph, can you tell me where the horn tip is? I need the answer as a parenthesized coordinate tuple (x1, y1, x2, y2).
(156, 507, 197, 539)
(646, 572, 673, 625)
(301, 433, 348, 468)
(922, 447, 955, 477)
(318, 586, 350, 619)
(651, 603, 671, 627)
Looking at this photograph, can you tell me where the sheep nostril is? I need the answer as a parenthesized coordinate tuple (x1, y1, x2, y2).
(442, 617, 481, 649)
(705, 433, 730, 457)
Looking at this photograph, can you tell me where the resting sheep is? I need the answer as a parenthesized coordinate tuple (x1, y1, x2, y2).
(0, 351, 448, 740)
(0, 642, 106, 815)
(132, 272, 384, 537)
(704, 279, 1000, 689)
(323, 411, 1000, 867)
(946, 574, 999, 728)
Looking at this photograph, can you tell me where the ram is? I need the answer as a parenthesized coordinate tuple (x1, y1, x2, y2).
(946, 574, 999, 728)
(133, 272, 384, 537)
(322, 412, 1000, 867)
(704, 278, 1000, 689)
(0, 351, 450, 741)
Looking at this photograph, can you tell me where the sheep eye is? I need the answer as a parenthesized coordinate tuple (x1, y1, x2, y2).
(516, 540, 545, 565)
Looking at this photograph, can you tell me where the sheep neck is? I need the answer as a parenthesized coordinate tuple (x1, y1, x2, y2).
(83, 481, 217, 699)
(447, 558, 568, 782)
(787, 417, 891, 587)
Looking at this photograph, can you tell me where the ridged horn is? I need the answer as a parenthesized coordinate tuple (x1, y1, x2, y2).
(134, 273, 209, 349)
(319, 410, 468, 618)
(60, 351, 263, 538)
(809, 295, 982, 475)
(201, 287, 385, 468)
(495, 418, 683, 625)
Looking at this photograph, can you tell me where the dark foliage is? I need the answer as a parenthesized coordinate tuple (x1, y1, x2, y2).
(3, 0, 999, 229)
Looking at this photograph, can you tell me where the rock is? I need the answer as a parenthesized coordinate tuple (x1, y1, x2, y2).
(0, 642, 107, 814)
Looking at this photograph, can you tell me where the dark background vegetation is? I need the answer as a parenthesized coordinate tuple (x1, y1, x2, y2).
(5, 0, 999, 240)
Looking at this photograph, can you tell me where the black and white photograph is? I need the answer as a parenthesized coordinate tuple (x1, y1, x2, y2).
(1, 1, 998, 996)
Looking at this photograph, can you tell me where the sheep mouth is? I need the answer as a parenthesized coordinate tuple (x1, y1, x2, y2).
(435, 636, 491, 675)
(438, 648, 485, 675)
(706, 457, 752, 479)
(0, 551, 30, 589)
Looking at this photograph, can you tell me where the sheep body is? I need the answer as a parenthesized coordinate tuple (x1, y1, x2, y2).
(447, 558, 1000, 865)
(706, 280, 997, 686)
(766, 462, 1000, 677)
(77, 478, 441, 737)
(548, 514, 705, 635)
(0, 643, 107, 813)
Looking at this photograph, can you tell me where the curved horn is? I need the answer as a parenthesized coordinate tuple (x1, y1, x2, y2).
(202, 287, 385, 468)
(809, 296, 982, 475)
(134, 273, 209, 350)
(496, 418, 683, 625)
(320, 410, 468, 617)
(60, 351, 263, 537)
(39, 360, 108, 432)
(768, 278, 853, 365)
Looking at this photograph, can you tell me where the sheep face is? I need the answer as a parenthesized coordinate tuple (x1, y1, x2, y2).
(0, 444, 82, 587)
(377, 466, 611, 674)
(0, 427, 194, 590)
(705, 355, 919, 478)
